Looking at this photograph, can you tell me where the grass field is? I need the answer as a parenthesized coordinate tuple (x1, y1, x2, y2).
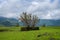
(0, 26, 60, 40)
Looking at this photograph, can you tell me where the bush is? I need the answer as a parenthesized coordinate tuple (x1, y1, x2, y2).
(0, 29, 8, 32)
(21, 27, 39, 31)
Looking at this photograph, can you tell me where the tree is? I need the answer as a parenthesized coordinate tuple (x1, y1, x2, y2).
(19, 12, 39, 27)
(42, 24, 46, 27)
(16, 22, 19, 27)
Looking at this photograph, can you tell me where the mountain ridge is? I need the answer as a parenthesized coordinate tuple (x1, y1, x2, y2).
(0, 16, 60, 26)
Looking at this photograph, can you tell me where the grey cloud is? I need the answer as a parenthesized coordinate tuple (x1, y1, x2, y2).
(0, 0, 60, 19)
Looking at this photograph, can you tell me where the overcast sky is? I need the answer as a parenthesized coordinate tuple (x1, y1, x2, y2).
(0, 0, 60, 19)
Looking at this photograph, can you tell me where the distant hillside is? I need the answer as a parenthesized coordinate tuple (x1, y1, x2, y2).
(38, 19, 60, 26)
(0, 16, 18, 26)
(0, 16, 60, 26)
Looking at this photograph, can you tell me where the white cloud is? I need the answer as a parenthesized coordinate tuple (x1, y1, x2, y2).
(26, 0, 60, 19)
(0, 1, 7, 8)
(41, 13, 52, 19)
(50, 9, 60, 19)
(0, 0, 60, 19)
(27, 1, 39, 12)
(0, 13, 18, 18)
(0, 0, 21, 18)
(41, 9, 60, 19)
(27, 0, 59, 12)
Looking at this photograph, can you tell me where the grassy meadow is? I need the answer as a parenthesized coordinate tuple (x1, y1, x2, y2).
(0, 26, 60, 40)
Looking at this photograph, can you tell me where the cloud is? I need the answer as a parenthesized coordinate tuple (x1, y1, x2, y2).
(26, 1, 39, 12)
(27, 0, 59, 12)
(1, 13, 17, 18)
(26, 0, 60, 19)
(0, 0, 21, 18)
(0, 0, 60, 19)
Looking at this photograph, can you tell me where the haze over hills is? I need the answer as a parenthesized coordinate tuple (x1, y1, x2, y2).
(0, 16, 60, 26)
(0, 16, 18, 26)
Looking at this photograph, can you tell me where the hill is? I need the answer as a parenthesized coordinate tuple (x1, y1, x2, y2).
(0, 16, 60, 26)
(0, 16, 18, 26)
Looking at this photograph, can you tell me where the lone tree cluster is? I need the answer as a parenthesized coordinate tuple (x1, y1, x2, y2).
(19, 12, 39, 31)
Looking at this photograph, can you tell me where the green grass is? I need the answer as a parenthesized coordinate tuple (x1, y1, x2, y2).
(0, 26, 60, 40)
